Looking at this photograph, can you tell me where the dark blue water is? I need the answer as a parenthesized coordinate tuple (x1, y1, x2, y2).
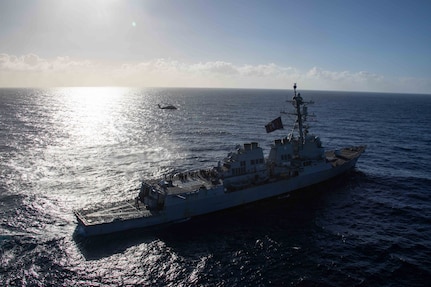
(1, 87, 430, 286)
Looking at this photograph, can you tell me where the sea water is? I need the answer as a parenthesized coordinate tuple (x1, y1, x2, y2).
(1, 87, 430, 286)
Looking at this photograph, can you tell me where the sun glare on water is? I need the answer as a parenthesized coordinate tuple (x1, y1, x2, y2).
(59, 87, 130, 147)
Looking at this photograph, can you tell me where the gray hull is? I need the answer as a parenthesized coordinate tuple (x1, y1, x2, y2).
(74, 148, 363, 237)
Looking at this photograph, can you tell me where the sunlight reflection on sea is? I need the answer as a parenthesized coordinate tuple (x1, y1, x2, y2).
(1, 87, 430, 286)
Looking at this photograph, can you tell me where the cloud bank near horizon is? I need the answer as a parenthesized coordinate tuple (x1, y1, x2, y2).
(1, 53, 430, 94)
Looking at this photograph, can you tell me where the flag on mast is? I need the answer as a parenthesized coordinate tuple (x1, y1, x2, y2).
(265, 116, 283, 133)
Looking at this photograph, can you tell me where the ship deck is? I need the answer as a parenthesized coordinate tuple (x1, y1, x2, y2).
(325, 146, 366, 167)
(154, 170, 218, 195)
(75, 172, 217, 226)
(74, 199, 158, 226)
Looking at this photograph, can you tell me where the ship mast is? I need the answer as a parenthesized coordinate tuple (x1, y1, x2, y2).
(292, 83, 304, 143)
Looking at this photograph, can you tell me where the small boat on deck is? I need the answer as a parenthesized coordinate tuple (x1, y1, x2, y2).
(74, 84, 366, 237)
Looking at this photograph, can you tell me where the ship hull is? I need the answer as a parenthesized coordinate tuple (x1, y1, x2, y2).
(74, 147, 364, 237)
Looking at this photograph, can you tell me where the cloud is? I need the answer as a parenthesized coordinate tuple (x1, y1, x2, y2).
(305, 66, 389, 91)
(306, 67, 384, 82)
(190, 61, 239, 75)
(0, 53, 109, 86)
(239, 63, 297, 78)
(0, 53, 93, 72)
(0, 53, 43, 70)
(0, 53, 429, 93)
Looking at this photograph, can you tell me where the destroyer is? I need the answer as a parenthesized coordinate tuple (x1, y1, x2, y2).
(74, 84, 365, 237)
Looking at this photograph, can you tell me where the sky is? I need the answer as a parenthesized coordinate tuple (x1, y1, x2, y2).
(0, 0, 430, 93)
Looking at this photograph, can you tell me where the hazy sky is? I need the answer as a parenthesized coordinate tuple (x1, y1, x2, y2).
(0, 0, 430, 93)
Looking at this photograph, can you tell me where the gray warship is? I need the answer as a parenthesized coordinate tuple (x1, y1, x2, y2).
(74, 84, 366, 237)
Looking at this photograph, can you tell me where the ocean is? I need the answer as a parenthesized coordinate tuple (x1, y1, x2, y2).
(0, 87, 430, 286)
